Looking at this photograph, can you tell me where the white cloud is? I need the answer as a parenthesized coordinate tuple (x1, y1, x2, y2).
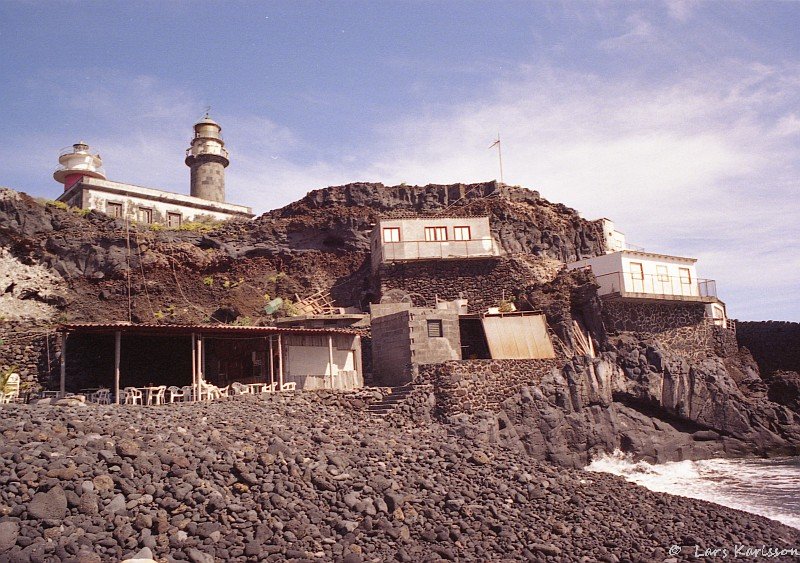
(665, 0, 696, 22)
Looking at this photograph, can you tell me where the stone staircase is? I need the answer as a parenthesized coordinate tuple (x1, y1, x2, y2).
(367, 385, 415, 417)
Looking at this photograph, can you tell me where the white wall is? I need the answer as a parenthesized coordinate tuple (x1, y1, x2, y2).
(371, 216, 500, 270)
(569, 251, 702, 298)
(57, 177, 252, 225)
(282, 333, 362, 390)
(601, 218, 627, 253)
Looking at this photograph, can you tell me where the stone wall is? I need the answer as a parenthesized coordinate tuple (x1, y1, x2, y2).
(601, 300, 706, 333)
(0, 321, 59, 391)
(377, 256, 531, 313)
(418, 358, 561, 415)
(601, 300, 736, 361)
(736, 321, 800, 375)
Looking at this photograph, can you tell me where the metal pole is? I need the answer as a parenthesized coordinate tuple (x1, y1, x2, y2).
(327, 334, 335, 390)
(114, 331, 121, 404)
(197, 336, 203, 401)
(191, 333, 196, 402)
(277, 334, 283, 391)
(269, 336, 274, 389)
(497, 134, 504, 185)
(59, 332, 67, 397)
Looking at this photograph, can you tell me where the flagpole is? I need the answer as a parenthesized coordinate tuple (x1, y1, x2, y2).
(490, 135, 504, 184)
(497, 133, 504, 184)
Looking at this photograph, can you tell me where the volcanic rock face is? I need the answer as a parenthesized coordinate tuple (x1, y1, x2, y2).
(0, 182, 604, 325)
(453, 337, 800, 468)
(0, 396, 797, 562)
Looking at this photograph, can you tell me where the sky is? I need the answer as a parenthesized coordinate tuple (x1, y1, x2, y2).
(1, 1, 798, 321)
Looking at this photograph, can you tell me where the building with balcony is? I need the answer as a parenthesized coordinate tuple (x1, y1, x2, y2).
(567, 250, 728, 327)
(370, 215, 502, 272)
(53, 115, 254, 227)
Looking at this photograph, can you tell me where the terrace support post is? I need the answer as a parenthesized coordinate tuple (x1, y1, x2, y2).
(114, 331, 121, 405)
(327, 334, 335, 390)
(197, 336, 204, 401)
(277, 334, 283, 391)
(269, 336, 274, 389)
(59, 332, 67, 398)
(201, 336, 206, 385)
(191, 333, 196, 402)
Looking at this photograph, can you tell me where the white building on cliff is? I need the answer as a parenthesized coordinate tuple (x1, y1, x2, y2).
(53, 115, 253, 226)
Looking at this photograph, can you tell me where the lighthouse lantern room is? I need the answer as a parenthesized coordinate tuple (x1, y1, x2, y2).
(53, 142, 107, 189)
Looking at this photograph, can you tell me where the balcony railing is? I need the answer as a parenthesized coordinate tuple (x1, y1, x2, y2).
(380, 238, 499, 262)
(594, 271, 718, 300)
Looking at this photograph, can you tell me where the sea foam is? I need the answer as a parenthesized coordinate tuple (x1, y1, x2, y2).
(586, 451, 800, 530)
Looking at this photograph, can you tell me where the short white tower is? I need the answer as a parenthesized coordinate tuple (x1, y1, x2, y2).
(185, 113, 229, 203)
(53, 142, 107, 190)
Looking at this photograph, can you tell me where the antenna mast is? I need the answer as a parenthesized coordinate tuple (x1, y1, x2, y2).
(489, 134, 504, 184)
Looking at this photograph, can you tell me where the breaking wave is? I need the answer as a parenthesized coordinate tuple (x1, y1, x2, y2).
(586, 451, 800, 530)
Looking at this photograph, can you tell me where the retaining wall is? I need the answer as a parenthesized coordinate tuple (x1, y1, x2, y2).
(418, 358, 561, 415)
(736, 320, 800, 375)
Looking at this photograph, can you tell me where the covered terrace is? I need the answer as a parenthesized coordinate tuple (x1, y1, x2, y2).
(57, 322, 363, 404)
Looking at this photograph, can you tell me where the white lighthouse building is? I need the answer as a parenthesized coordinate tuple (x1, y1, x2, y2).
(55, 115, 253, 226)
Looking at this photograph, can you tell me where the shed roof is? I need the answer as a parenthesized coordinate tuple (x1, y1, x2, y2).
(58, 322, 359, 336)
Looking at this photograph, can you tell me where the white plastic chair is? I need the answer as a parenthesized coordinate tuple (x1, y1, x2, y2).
(182, 386, 194, 401)
(264, 382, 278, 393)
(92, 388, 111, 405)
(1, 373, 20, 404)
(281, 381, 297, 391)
(123, 387, 143, 405)
(168, 386, 185, 403)
(151, 386, 167, 406)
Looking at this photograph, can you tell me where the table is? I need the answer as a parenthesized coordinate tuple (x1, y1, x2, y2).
(244, 383, 267, 394)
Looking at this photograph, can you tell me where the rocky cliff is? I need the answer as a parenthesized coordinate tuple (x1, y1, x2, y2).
(1, 182, 798, 469)
(0, 182, 603, 326)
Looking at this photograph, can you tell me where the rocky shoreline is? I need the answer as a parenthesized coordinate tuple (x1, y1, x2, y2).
(1, 393, 798, 562)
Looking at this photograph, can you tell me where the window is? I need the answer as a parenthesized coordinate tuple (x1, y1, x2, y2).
(427, 319, 443, 338)
(106, 202, 123, 219)
(679, 268, 692, 284)
(382, 227, 400, 243)
(630, 262, 644, 280)
(424, 226, 448, 241)
(167, 212, 182, 228)
(656, 265, 669, 282)
(453, 226, 471, 241)
(137, 207, 153, 224)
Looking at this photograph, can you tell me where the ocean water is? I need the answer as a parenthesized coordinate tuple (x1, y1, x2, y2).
(586, 451, 800, 530)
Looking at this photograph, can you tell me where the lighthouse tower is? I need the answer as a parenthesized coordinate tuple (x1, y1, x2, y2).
(185, 113, 229, 203)
(53, 142, 106, 190)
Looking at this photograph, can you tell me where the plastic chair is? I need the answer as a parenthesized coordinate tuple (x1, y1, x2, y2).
(151, 386, 167, 406)
(182, 386, 194, 401)
(168, 386, 185, 403)
(1, 373, 21, 404)
(123, 387, 143, 405)
(231, 382, 249, 395)
(92, 388, 111, 405)
(281, 381, 297, 391)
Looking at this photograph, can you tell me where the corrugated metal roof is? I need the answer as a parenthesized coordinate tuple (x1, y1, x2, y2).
(58, 322, 359, 336)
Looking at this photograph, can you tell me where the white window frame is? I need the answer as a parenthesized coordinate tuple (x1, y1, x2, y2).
(424, 226, 448, 242)
(453, 226, 471, 241)
(382, 227, 400, 243)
